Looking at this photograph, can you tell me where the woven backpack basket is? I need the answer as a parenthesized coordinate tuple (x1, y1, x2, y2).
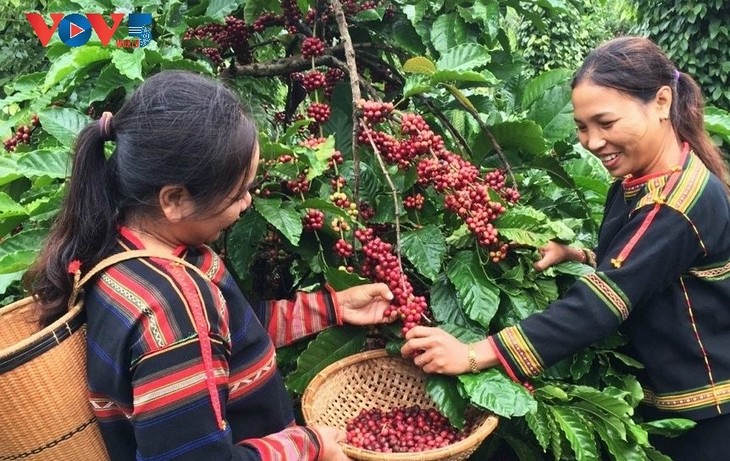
(0, 296, 108, 460)
(301, 349, 499, 461)
(0, 250, 209, 460)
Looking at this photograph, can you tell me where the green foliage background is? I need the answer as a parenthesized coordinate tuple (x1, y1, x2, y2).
(634, 0, 730, 111)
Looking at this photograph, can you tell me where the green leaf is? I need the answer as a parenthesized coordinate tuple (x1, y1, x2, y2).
(0, 250, 37, 275)
(457, 0, 499, 40)
(488, 121, 548, 156)
(17, 149, 71, 180)
(0, 192, 28, 220)
(253, 198, 303, 246)
(641, 418, 696, 437)
(431, 70, 496, 84)
(111, 48, 145, 81)
(528, 84, 575, 143)
(206, 0, 243, 19)
(458, 368, 536, 417)
(446, 251, 500, 328)
(426, 374, 468, 428)
(36, 109, 90, 147)
(549, 406, 600, 460)
(524, 402, 553, 452)
(429, 274, 472, 326)
(593, 421, 647, 461)
(430, 13, 467, 55)
(89, 64, 136, 103)
(436, 44, 491, 72)
(402, 56, 436, 75)
(400, 225, 446, 281)
(226, 210, 268, 279)
(522, 68, 573, 110)
(300, 137, 335, 181)
(286, 326, 367, 394)
(43, 46, 111, 89)
(324, 267, 371, 291)
(297, 198, 356, 224)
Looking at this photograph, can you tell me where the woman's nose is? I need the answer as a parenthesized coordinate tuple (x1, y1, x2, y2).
(586, 131, 606, 152)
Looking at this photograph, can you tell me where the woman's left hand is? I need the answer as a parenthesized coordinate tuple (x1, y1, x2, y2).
(336, 283, 396, 325)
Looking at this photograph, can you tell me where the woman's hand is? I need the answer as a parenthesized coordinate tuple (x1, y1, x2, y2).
(335, 283, 396, 326)
(310, 426, 352, 461)
(400, 326, 471, 375)
(533, 241, 574, 271)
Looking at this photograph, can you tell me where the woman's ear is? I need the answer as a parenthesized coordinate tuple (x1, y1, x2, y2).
(158, 185, 195, 222)
(654, 85, 673, 120)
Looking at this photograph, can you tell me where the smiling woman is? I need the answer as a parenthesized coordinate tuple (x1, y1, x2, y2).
(400, 36, 730, 461)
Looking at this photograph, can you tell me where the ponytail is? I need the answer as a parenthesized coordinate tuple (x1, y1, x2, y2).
(672, 73, 730, 189)
(25, 71, 259, 326)
(24, 118, 119, 326)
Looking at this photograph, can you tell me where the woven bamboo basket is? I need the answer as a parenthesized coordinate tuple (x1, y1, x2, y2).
(301, 349, 498, 461)
(0, 296, 109, 460)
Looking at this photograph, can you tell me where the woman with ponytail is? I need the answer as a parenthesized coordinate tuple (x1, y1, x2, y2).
(25, 70, 396, 461)
(400, 37, 730, 459)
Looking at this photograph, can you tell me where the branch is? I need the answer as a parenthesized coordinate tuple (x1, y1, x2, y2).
(443, 84, 518, 189)
(233, 46, 347, 76)
(330, 0, 362, 209)
(416, 95, 473, 159)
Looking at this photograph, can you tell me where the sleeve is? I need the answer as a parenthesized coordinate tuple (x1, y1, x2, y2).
(489, 204, 704, 384)
(253, 286, 343, 348)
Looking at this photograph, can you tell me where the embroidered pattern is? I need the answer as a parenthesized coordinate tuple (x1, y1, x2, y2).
(634, 154, 709, 215)
(580, 273, 631, 320)
(229, 351, 277, 402)
(642, 379, 730, 413)
(494, 326, 544, 377)
(102, 273, 166, 348)
(690, 260, 730, 280)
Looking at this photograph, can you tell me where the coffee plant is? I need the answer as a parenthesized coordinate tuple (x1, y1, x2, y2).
(2, 0, 723, 459)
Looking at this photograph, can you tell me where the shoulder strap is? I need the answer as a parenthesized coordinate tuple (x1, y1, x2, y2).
(72, 248, 228, 431)
(68, 249, 209, 309)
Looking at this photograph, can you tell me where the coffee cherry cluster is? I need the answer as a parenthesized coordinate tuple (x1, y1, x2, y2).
(184, 16, 252, 67)
(356, 230, 428, 333)
(299, 70, 327, 92)
(306, 102, 331, 124)
(286, 172, 310, 193)
(334, 238, 354, 258)
(358, 109, 445, 170)
(346, 405, 469, 453)
(303, 209, 325, 230)
(3, 115, 39, 152)
(301, 36, 325, 58)
(404, 193, 425, 210)
(357, 99, 394, 124)
(354, 100, 519, 256)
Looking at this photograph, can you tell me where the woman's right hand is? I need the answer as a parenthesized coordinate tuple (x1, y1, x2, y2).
(533, 241, 574, 271)
(311, 425, 352, 461)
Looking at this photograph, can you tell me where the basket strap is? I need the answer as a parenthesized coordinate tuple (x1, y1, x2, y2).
(70, 249, 227, 431)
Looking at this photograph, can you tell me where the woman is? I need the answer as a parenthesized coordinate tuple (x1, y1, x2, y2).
(25, 70, 395, 460)
(401, 36, 730, 459)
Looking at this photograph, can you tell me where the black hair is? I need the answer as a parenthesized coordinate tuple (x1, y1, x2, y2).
(572, 36, 729, 186)
(25, 70, 258, 326)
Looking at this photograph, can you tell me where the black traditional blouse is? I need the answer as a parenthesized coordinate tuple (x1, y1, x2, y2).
(491, 146, 730, 420)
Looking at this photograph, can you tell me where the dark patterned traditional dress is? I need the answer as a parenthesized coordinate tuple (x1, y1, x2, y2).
(489, 145, 730, 457)
(86, 227, 341, 460)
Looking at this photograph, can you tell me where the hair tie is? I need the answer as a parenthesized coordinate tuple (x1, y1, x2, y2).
(673, 69, 680, 83)
(99, 111, 114, 141)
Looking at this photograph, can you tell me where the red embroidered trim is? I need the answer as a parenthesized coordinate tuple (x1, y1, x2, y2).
(611, 143, 689, 268)
(165, 260, 226, 430)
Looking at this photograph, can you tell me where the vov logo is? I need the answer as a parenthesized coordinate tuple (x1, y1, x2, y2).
(26, 12, 153, 48)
